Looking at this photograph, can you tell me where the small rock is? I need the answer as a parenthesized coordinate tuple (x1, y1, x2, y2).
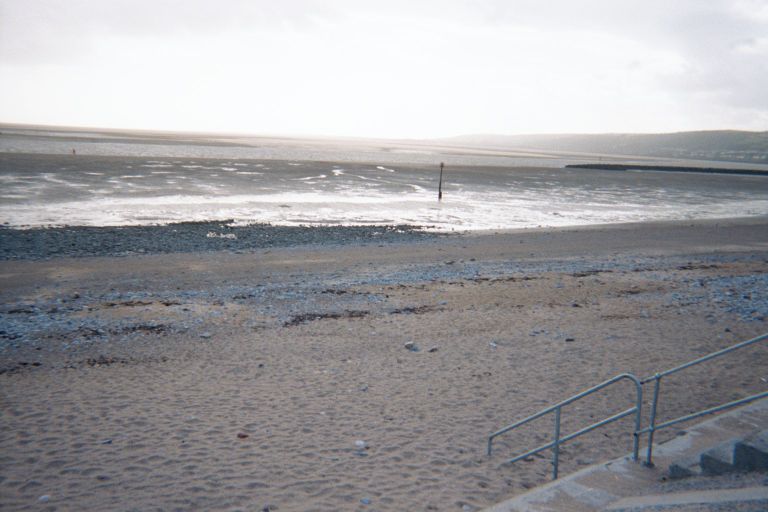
(565, 337, 575, 342)
(489, 341, 498, 349)
(360, 497, 372, 505)
(100, 438, 112, 445)
(428, 346, 439, 353)
(38, 495, 50, 503)
(359, 384, 368, 392)
(237, 432, 249, 439)
(571, 303, 581, 307)
(355, 440, 367, 449)
(404, 342, 419, 352)
(199, 332, 212, 339)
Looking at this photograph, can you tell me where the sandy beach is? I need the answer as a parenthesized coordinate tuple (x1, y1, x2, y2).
(1, 218, 768, 511)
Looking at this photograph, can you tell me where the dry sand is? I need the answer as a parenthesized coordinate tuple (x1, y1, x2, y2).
(1, 218, 768, 511)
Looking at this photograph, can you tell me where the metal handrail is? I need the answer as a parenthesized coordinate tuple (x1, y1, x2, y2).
(487, 373, 643, 479)
(638, 332, 768, 466)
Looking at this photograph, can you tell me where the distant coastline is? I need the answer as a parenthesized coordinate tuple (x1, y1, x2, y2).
(566, 163, 768, 176)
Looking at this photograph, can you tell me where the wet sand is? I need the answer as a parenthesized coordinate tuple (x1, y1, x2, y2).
(1, 218, 768, 511)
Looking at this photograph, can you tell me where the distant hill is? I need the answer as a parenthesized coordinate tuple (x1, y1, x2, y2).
(441, 131, 768, 164)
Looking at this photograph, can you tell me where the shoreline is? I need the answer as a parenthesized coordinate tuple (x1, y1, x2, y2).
(2, 215, 767, 261)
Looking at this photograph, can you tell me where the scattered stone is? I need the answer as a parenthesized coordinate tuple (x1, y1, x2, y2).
(100, 438, 112, 445)
(428, 346, 439, 353)
(355, 440, 367, 449)
(565, 337, 575, 342)
(360, 497, 372, 505)
(489, 341, 498, 349)
(199, 332, 212, 339)
(237, 432, 249, 439)
(38, 495, 50, 503)
(572, 303, 581, 307)
(359, 384, 368, 392)
(403, 341, 420, 352)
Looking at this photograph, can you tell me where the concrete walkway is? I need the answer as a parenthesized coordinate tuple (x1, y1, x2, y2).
(483, 398, 768, 512)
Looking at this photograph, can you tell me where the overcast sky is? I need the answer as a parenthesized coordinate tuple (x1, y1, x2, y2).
(1, 0, 767, 138)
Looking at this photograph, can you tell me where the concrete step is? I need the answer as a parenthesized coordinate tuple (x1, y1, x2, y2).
(734, 429, 768, 472)
(667, 455, 702, 479)
(700, 438, 739, 476)
(668, 429, 768, 478)
(605, 486, 768, 511)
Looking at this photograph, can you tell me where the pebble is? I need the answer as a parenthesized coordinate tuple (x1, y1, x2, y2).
(428, 346, 439, 353)
(355, 440, 367, 449)
(38, 495, 50, 503)
(360, 497, 372, 505)
(199, 332, 212, 339)
(404, 341, 420, 352)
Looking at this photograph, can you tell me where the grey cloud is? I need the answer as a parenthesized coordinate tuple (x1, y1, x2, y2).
(0, 0, 335, 65)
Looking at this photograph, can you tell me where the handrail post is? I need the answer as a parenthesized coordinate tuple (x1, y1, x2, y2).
(552, 406, 562, 479)
(645, 374, 662, 467)
(632, 377, 643, 461)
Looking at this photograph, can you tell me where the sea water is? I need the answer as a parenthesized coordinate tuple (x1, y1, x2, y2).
(1, 130, 768, 231)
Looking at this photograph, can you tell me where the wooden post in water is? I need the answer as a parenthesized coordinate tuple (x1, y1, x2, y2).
(438, 162, 444, 201)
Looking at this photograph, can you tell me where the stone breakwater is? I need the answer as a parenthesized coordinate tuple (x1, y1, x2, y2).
(0, 222, 442, 260)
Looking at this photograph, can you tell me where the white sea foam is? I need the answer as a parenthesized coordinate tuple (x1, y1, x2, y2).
(2, 154, 767, 230)
(293, 175, 327, 181)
